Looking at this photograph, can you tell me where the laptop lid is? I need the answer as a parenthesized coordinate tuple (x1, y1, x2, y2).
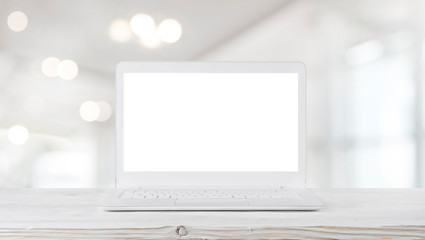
(115, 62, 306, 188)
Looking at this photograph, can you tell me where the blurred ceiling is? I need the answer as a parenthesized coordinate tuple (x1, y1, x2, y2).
(0, 0, 290, 75)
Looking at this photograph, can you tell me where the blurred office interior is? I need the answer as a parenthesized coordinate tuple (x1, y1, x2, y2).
(0, 0, 424, 188)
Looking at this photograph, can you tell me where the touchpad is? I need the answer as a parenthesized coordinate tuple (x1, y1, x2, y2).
(176, 198, 249, 206)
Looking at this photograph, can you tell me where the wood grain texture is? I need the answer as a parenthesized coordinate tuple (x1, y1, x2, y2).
(0, 226, 424, 239)
(1, 189, 425, 239)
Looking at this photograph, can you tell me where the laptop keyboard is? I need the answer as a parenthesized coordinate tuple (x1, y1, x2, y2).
(120, 189, 302, 199)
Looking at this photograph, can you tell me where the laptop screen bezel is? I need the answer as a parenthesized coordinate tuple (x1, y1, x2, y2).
(115, 62, 306, 188)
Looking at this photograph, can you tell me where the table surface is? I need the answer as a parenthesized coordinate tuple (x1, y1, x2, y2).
(1, 188, 425, 239)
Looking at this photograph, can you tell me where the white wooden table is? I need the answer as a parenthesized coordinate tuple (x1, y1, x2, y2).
(1, 189, 425, 239)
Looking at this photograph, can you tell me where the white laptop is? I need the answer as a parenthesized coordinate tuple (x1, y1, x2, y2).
(100, 61, 325, 211)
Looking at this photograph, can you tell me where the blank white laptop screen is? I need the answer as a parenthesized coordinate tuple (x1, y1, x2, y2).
(123, 73, 298, 172)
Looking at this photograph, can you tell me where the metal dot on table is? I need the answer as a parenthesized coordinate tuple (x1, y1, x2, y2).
(176, 225, 188, 237)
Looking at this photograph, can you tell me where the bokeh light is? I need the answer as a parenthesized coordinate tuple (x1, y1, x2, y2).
(109, 19, 132, 43)
(41, 57, 60, 77)
(139, 29, 162, 49)
(58, 59, 79, 80)
(7, 11, 28, 32)
(96, 101, 112, 122)
(158, 18, 182, 43)
(80, 101, 100, 122)
(130, 13, 155, 37)
(8, 125, 29, 145)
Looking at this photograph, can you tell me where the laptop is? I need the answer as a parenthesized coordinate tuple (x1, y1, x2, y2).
(100, 61, 325, 211)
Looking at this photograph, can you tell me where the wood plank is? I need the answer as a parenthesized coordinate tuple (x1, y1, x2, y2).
(0, 226, 424, 239)
(0, 189, 425, 238)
